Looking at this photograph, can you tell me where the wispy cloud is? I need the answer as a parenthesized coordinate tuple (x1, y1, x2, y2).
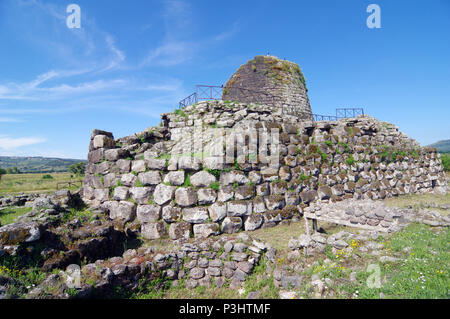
(0, 135, 46, 150)
(141, 0, 238, 67)
(0, 117, 22, 123)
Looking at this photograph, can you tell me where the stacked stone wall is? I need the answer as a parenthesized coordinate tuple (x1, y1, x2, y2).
(82, 100, 448, 240)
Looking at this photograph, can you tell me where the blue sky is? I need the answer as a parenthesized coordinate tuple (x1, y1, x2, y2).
(0, 0, 449, 160)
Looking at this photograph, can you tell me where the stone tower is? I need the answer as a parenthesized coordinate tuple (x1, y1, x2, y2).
(222, 55, 313, 120)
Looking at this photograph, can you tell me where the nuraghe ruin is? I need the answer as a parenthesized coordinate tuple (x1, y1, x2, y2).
(83, 55, 447, 241)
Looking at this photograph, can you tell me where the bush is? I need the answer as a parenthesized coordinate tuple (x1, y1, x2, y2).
(69, 162, 86, 176)
(440, 153, 450, 171)
(42, 174, 54, 180)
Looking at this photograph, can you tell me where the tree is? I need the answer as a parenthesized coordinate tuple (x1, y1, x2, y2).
(69, 162, 86, 176)
(0, 168, 5, 181)
(6, 167, 19, 174)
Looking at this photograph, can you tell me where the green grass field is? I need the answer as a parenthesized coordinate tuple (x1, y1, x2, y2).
(0, 173, 83, 195)
(0, 206, 32, 225)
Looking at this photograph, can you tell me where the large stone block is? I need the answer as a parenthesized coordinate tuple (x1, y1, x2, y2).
(93, 135, 115, 149)
(138, 171, 161, 186)
(104, 148, 127, 161)
(0, 222, 41, 245)
(113, 186, 129, 201)
(221, 217, 242, 233)
(208, 202, 227, 222)
(168, 222, 191, 240)
(163, 171, 185, 186)
(227, 200, 251, 217)
(175, 187, 197, 207)
(131, 160, 147, 173)
(190, 171, 216, 187)
(300, 190, 317, 204)
(264, 195, 285, 210)
(129, 187, 152, 204)
(137, 204, 161, 223)
(153, 184, 175, 205)
(220, 170, 249, 185)
(109, 201, 136, 222)
(197, 188, 217, 205)
(162, 205, 182, 223)
(193, 223, 220, 238)
(244, 213, 264, 231)
(141, 221, 167, 240)
(182, 207, 209, 224)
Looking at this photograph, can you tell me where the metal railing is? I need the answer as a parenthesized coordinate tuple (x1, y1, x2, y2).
(336, 108, 364, 119)
(178, 84, 365, 121)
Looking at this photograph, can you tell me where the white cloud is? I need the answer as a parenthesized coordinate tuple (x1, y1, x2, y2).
(0, 117, 22, 123)
(143, 41, 195, 67)
(0, 135, 46, 150)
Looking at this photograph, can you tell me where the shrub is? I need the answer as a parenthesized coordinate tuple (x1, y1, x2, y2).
(441, 153, 450, 171)
(69, 162, 86, 176)
(42, 174, 54, 180)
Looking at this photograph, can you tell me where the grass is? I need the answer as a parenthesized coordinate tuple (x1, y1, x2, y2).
(349, 223, 450, 299)
(0, 172, 82, 195)
(0, 245, 47, 298)
(0, 206, 32, 225)
(383, 193, 450, 216)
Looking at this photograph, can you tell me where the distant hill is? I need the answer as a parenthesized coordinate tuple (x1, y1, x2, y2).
(427, 139, 450, 153)
(0, 156, 86, 173)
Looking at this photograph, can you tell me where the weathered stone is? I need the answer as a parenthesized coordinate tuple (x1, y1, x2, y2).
(317, 186, 332, 200)
(244, 213, 264, 231)
(131, 160, 146, 173)
(208, 202, 227, 222)
(112, 186, 129, 201)
(252, 196, 266, 213)
(193, 223, 220, 238)
(153, 184, 175, 205)
(0, 222, 41, 245)
(234, 185, 255, 200)
(220, 170, 249, 185)
(221, 217, 243, 233)
(93, 135, 115, 149)
(129, 187, 152, 205)
(141, 221, 167, 239)
(178, 156, 202, 171)
(137, 205, 161, 223)
(189, 267, 205, 280)
(218, 186, 234, 202)
(121, 173, 137, 187)
(163, 171, 185, 186)
(168, 222, 191, 240)
(264, 195, 285, 210)
(175, 187, 197, 207)
(182, 207, 209, 224)
(104, 148, 127, 161)
(190, 171, 216, 187)
(263, 210, 282, 225)
(237, 261, 254, 274)
(300, 190, 317, 204)
(138, 171, 161, 186)
(197, 188, 217, 205)
(116, 159, 131, 173)
(146, 158, 166, 170)
(162, 205, 182, 223)
(108, 201, 136, 222)
(227, 200, 251, 217)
